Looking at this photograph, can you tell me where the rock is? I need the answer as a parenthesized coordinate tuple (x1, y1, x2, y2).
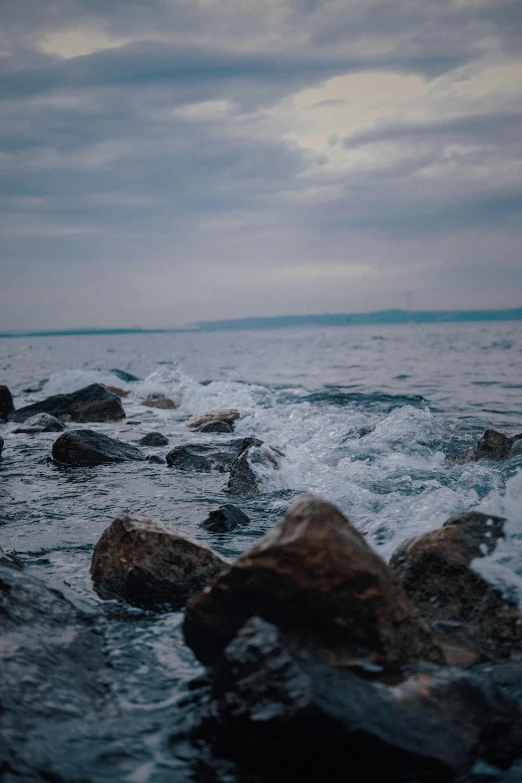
(146, 454, 164, 464)
(201, 504, 250, 533)
(450, 429, 522, 463)
(52, 430, 146, 467)
(510, 439, 522, 459)
(226, 437, 281, 497)
(183, 494, 442, 667)
(390, 511, 522, 662)
(196, 616, 522, 782)
(0, 546, 22, 569)
(187, 409, 240, 429)
(166, 441, 244, 473)
(8, 383, 125, 423)
(196, 420, 234, 434)
(91, 515, 228, 609)
(0, 384, 15, 420)
(13, 413, 65, 433)
(109, 369, 140, 382)
(140, 431, 169, 447)
(0, 435, 3, 457)
(104, 385, 129, 397)
(141, 393, 178, 410)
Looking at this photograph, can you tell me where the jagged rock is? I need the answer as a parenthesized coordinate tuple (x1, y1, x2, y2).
(201, 504, 250, 533)
(195, 617, 522, 782)
(0, 546, 22, 569)
(450, 429, 522, 463)
(8, 383, 125, 423)
(141, 393, 178, 410)
(104, 385, 129, 397)
(0, 435, 3, 457)
(226, 437, 282, 497)
(91, 515, 228, 609)
(0, 384, 15, 420)
(52, 430, 145, 467)
(184, 494, 442, 666)
(140, 431, 169, 447)
(13, 413, 65, 433)
(196, 420, 234, 434)
(109, 369, 140, 382)
(390, 511, 522, 662)
(187, 410, 240, 429)
(166, 441, 244, 473)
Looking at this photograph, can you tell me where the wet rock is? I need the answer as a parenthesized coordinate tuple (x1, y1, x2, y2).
(450, 429, 522, 463)
(141, 393, 178, 409)
(226, 437, 282, 497)
(140, 431, 169, 447)
(166, 441, 244, 473)
(184, 494, 442, 666)
(510, 439, 522, 459)
(0, 546, 22, 569)
(109, 369, 140, 382)
(195, 616, 522, 782)
(0, 435, 3, 457)
(105, 384, 129, 397)
(146, 454, 164, 464)
(0, 384, 15, 420)
(52, 429, 146, 467)
(201, 504, 250, 533)
(9, 383, 125, 423)
(91, 514, 228, 609)
(13, 412, 65, 433)
(390, 511, 522, 662)
(187, 409, 240, 429)
(196, 420, 234, 434)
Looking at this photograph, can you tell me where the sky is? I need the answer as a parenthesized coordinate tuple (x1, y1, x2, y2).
(1, 0, 521, 330)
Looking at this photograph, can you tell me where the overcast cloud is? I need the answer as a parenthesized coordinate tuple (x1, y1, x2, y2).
(1, 0, 521, 330)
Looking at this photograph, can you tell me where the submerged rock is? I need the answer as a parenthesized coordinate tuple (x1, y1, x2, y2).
(390, 511, 522, 662)
(52, 430, 145, 467)
(450, 429, 522, 463)
(104, 385, 129, 397)
(139, 431, 169, 447)
(91, 515, 228, 609)
(201, 504, 250, 533)
(226, 437, 282, 497)
(194, 616, 522, 782)
(187, 409, 240, 429)
(184, 494, 442, 666)
(13, 413, 65, 433)
(166, 441, 244, 473)
(109, 368, 140, 382)
(196, 420, 234, 434)
(141, 393, 178, 409)
(9, 383, 125, 423)
(0, 384, 15, 420)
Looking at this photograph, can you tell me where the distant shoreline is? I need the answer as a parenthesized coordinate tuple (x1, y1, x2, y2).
(1, 307, 522, 338)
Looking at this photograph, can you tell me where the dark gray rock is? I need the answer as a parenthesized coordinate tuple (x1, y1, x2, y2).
(0, 546, 22, 569)
(201, 504, 250, 533)
(140, 431, 169, 447)
(197, 617, 522, 782)
(146, 454, 164, 464)
(13, 413, 65, 433)
(227, 437, 282, 497)
(166, 440, 244, 473)
(196, 420, 234, 434)
(0, 384, 15, 420)
(0, 435, 3, 457)
(91, 514, 228, 609)
(52, 429, 145, 467)
(450, 429, 522, 463)
(109, 369, 140, 382)
(510, 439, 522, 459)
(141, 393, 177, 409)
(390, 511, 522, 662)
(9, 383, 125, 423)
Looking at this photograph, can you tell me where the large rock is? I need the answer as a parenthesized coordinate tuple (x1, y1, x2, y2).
(201, 504, 250, 533)
(141, 393, 177, 409)
(390, 511, 522, 662)
(9, 383, 125, 423)
(139, 431, 169, 447)
(0, 384, 15, 420)
(184, 494, 442, 666)
(187, 409, 240, 429)
(194, 617, 522, 782)
(451, 429, 522, 463)
(166, 441, 244, 473)
(91, 515, 228, 609)
(226, 437, 282, 497)
(52, 430, 145, 467)
(13, 413, 65, 433)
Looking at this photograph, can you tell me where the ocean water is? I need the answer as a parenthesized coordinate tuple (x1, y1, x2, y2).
(1, 320, 522, 781)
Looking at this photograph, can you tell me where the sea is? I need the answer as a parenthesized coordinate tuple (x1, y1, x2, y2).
(1, 320, 522, 782)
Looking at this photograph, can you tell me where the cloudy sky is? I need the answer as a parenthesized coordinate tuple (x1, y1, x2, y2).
(1, 0, 521, 330)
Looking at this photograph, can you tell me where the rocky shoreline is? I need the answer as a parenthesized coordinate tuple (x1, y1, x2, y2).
(1, 381, 522, 782)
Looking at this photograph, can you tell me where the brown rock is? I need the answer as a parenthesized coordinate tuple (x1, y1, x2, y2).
(104, 385, 129, 397)
(0, 385, 15, 420)
(141, 394, 178, 410)
(91, 514, 228, 609)
(450, 429, 522, 463)
(390, 511, 522, 662)
(187, 409, 240, 429)
(183, 494, 442, 666)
